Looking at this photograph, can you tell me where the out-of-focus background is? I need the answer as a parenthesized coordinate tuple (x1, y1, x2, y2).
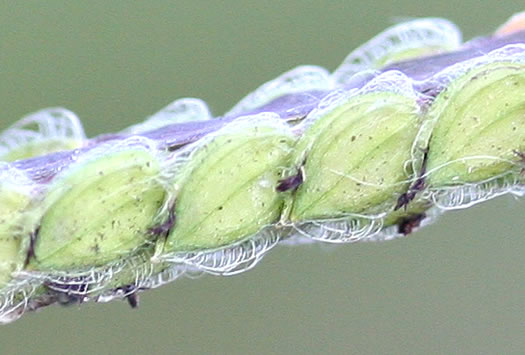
(1, 2, 524, 354)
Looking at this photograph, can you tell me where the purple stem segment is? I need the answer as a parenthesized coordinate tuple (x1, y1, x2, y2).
(9, 30, 525, 184)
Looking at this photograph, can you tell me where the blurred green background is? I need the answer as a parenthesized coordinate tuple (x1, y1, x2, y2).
(1, 2, 524, 354)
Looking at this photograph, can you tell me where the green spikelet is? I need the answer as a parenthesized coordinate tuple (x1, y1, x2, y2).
(0, 182, 33, 287)
(28, 147, 166, 270)
(289, 91, 422, 222)
(426, 61, 525, 187)
(165, 118, 294, 252)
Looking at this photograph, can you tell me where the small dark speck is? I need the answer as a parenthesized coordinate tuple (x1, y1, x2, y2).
(276, 171, 303, 192)
(398, 213, 426, 235)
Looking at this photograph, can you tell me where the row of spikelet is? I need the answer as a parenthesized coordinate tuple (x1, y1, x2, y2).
(1, 12, 525, 323)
